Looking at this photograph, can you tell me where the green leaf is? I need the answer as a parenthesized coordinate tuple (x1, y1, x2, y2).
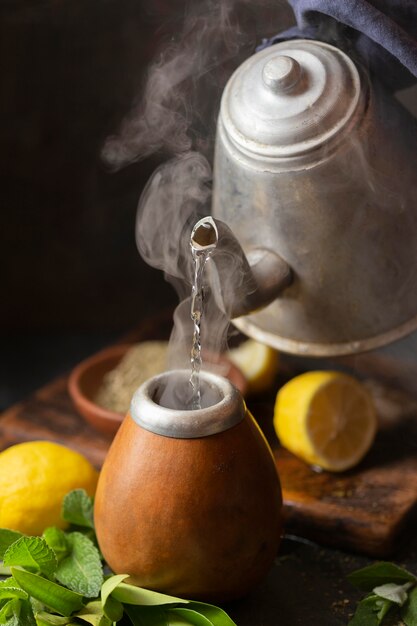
(124, 605, 168, 626)
(0, 532, 23, 560)
(373, 582, 413, 606)
(19, 599, 37, 626)
(43, 529, 69, 564)
(375, 597, 394, 621)
(111, 582, 188, 607)
(74, 601, 112, 626)
(0, 598, 21, 624)
(10, 568, 84, 617)
(4, 537, 57, 577)
(101, 575, 128, 622)
(0, 580, 17, 590)
(348, 562, 417, 591)
(0, 600, 13, 623)
(187, 603, 237, 626)
(62, 491, 94, 529)
(30, 596, 45, 616)
(101, 574, 129, 607)
(35, 612, 71, 625)
(167, 608, 214, 625)
(348, 596, 381, 626)
(102, 595, 123, 622)
(402, 585, 417, 626)
(0, 587, 28, 602)
(54, 532, 103, 598)
(2, 617, 19, 626)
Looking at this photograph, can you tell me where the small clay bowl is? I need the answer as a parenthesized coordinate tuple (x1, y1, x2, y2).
(68, 344, 247, 437)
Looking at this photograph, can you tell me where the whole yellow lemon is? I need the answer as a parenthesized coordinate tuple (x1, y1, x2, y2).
(0, 441, 98, 535)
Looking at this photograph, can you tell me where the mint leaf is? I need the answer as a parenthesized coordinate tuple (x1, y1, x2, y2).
(43, 529, 69, 564)
(0, 599, 17, 622)
(3, 537, 57, 577)
(402, 585, 417, 626)
(62, 491, 94, 529)
(0, 586, 28, 602)
(348, 562, 417, 591)
(2, 616, 19, 626)
(348, 595, 390, 625)
(55, 533, 103, 598)
(373, 582, 413, 606)
(0, 531, 23, 560)
(0, 566, 11, 577)
(11, 568, 84, 617)
(0, 579, 17, 589)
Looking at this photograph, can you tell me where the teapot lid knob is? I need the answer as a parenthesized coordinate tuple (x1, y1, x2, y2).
(219, 39, 365, 162)
(262, 56, 301, 93)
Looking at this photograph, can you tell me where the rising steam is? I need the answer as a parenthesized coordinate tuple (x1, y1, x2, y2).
(102, 0, 289, 375)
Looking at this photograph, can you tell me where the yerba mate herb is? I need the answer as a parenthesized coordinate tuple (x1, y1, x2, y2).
(95, 341, 168, 414)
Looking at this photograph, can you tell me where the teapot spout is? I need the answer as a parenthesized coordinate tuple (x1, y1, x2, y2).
(191, 216, 292, 319)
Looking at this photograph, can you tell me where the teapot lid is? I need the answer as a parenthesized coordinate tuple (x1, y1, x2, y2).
(220, 39, 365, 160)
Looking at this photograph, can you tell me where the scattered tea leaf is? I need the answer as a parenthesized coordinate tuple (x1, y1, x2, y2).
(402, 585, 417, 626)
(55, 533, 103, 598)
(43, 529, 69, 564)
(0, 530, 23, 560)
(348, 562, 417, 591)
(4, 537, 57, 577)
(62, 491, 94, 530)
(11, 567, 84, 617)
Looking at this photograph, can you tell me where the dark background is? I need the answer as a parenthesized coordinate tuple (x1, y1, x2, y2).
(0, 0, 294, 409)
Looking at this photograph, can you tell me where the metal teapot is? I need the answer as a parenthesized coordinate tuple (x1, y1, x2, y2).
(205, 38, 417, 357)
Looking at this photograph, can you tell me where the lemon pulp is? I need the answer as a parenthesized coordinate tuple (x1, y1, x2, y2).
(229, 339, 279, 394)
(274, 371, 377, 472)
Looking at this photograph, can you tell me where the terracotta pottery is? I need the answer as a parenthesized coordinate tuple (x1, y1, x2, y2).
(94, 370, 283, 602)
(68, 344, 247, 437)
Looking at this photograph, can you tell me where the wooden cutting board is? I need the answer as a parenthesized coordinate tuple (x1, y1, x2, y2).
(1, 320, 417, 558)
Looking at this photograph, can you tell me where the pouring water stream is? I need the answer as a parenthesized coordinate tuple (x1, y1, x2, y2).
(190, 217, 219, 409)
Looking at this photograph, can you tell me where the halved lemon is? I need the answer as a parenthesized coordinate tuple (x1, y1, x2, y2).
(273, 371, 377, 472)
(228, 339, 279, 394)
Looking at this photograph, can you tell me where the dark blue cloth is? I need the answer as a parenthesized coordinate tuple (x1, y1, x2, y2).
(259, 0, 417, 91)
